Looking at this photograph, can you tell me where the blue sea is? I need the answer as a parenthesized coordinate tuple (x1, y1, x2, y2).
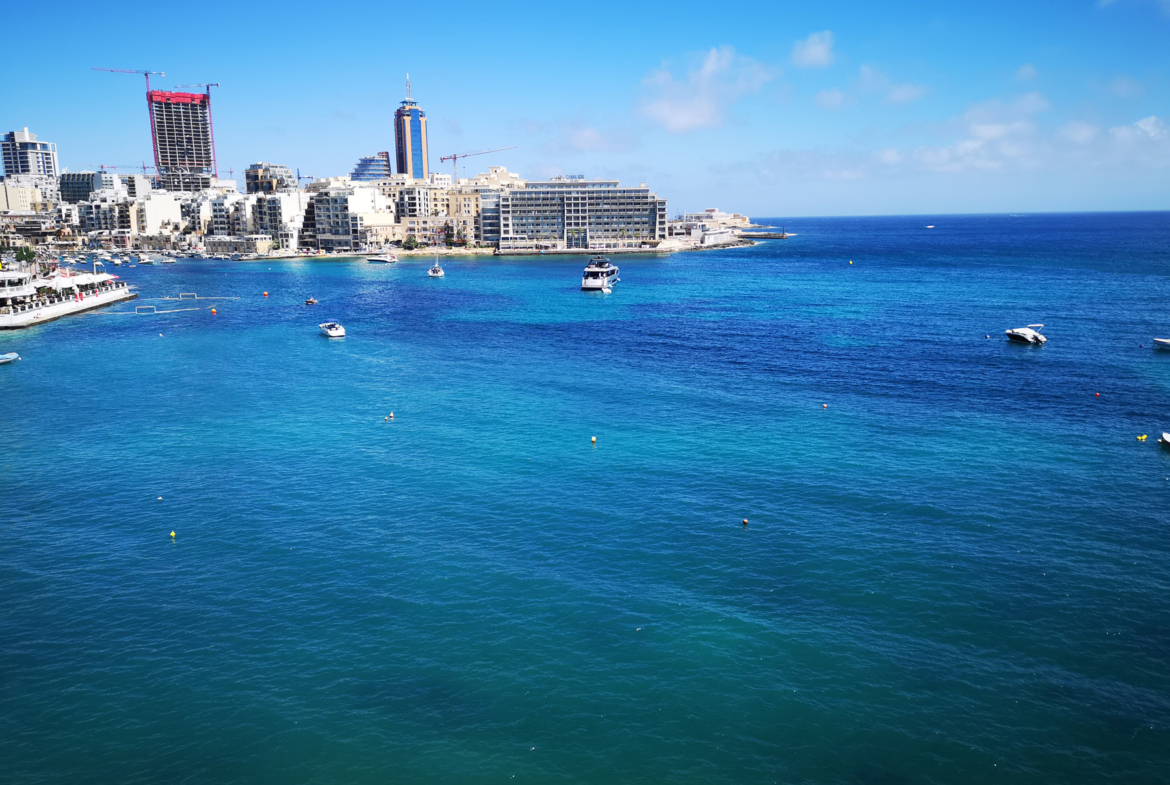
(2, 213, 1169, 784)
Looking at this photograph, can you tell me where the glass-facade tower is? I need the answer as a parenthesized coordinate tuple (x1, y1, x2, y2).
(394, 98, 428, 180)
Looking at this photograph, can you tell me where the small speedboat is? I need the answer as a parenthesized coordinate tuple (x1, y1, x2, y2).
(368, 255, 397, 264)
(1153, 338, 1170, 350)
(1159, 432, 1170, 446)
(1005, 324, 1047, 344)
(319, 322, 345, 338)
(428, 259, 445, 277)
(0, 352, 20, 365)
(306, 297, 318, 305)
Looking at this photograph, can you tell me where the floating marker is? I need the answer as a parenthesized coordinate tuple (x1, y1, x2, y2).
(170, 531, 175, 538)
(743, 519, 749, 526)
(1096, 393, 1100, 397)
(591, 436, 597, 443)
(849, 260, 853, 265)
(389, 412, 394, 419)
(823, 404, 828, 409)
(157, 496, 162, 500)
(263, 291, 268, 297)
(211, 308, 217, 314)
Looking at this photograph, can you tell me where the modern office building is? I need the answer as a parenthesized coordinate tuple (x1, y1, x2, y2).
(2, 128, 59, 178)
(394, 79, 429, 180)
(350, 152, 392, 181)
(148, 90, 216, 192)
(245, 162, 297, 194)
(60, 171, 120, 203)
(498, 176, 668, 252)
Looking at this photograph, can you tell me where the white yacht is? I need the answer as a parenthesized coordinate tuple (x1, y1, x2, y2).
(428, 258, 445, 277)
(581, 256, 619, 291)
(1153, 338, 1170, 350)
(319, 321, 345, 338)
(368, 254, 398, 264)
(1005, 324, 1047, 344)
(0, 352, 20, 364)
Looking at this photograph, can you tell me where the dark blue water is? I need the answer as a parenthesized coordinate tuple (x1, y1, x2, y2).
(2, 213, 1169, 784)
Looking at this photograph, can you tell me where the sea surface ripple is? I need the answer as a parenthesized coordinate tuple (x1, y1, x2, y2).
(1, 213, 1169, 784)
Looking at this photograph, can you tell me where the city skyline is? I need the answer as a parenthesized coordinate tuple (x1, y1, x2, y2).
(1, 0, 1168, 216)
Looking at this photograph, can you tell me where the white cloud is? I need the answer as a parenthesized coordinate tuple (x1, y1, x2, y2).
(1016, 63, 1038, 81)
(1060, 121, 1100, 144)
(815, 88, 846, 109)
(1111, 115, 1169, 141)
(640, 47, 773, 134)
(1107, 76, 1143, 98)
(887, 84, 928, 104)
(792, 31, 834, 68)
(856, 65, 927, 105)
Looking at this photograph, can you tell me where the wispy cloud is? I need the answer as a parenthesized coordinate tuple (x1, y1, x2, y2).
(1107, 76, 1143, 98)
(640, 46, 773, 134)
(1098, 0, 1170, 15)
(792, 31, 834, 68)
(815, 89, 846, 109)
(1016, 63, 1038, 81)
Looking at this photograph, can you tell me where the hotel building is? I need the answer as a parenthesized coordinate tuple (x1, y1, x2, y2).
(498, 176, 667, 252)
(394, 88, 429, 180)
(1, 128, 58, 178)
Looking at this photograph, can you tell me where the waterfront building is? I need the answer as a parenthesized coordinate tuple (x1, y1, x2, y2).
(680, 208, 751, 227)
(498, 176, 668, 252)
(252, 191, 310, 251)
(1, 128, 59, 178)
(135, 193, 183, 236)
(350, 152, 392, 182)
(245, 162, 297, 194)
(60, 171, 120, 203)
(148, 90, 216, 192)
(311, 186, 396, 252)
(394, 80, 429, 180)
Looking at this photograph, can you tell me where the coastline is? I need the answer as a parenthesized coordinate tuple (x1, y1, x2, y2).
(238, 238, 757, 262)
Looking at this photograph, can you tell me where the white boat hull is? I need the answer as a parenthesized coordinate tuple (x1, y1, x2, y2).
(0, 285, 136, 330)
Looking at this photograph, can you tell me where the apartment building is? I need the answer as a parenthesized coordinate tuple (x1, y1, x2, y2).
(498, 176, 667, 252)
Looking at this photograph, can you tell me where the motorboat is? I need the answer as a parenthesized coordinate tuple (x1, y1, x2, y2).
(138, 257, 154, 265)
(428, 258, 445, 277)
(1005, 324, 1046, 344)
(581, 256, 619, 290)
(0, 352, 20, 365)
(1159, 432, 1170, 446)
(319, 322, 345, 338)
(305, 297, 318, 305)
(1153, 338, 1170, 350)
(368, 254, 398, 264)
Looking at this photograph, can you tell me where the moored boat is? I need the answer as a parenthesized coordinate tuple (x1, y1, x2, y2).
(1005, 324, 1046, 344)
(319, 321, 345, 338)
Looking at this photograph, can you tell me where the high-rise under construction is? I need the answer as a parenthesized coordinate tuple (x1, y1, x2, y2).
(148, 90, 216, 192)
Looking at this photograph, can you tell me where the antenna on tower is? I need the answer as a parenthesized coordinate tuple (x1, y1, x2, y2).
(406, 73, 411, 100)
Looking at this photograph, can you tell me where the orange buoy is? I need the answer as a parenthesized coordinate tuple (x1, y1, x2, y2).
(742, 519, 748, 526)
(211, 308, 217, 314)
(263, 291, 268, 297)
(1095, 393, 1100, 397)
(823, 404, 828, 409)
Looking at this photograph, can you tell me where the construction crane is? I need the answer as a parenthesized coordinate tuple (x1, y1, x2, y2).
(91, 67, 165, 91)
(439, 146, 516, 184)
(172, 84, 221, 180)
(92, 67, 167, 177)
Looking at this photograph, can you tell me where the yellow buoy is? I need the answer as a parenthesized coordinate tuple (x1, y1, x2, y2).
(170, 531, 175, 538)
(849, 260, 853, 265)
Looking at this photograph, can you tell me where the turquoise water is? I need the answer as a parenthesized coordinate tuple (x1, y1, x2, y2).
(2, 213, 1169, 784)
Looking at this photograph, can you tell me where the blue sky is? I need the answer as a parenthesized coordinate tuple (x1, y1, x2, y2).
(3, 0, 1168, 216)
